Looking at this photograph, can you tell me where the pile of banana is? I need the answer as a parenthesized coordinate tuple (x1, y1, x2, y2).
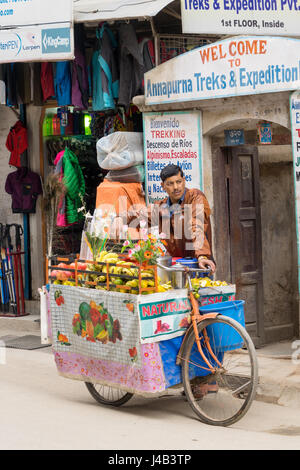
(190, 277, 228, 299)
(85, 251, 173, 295)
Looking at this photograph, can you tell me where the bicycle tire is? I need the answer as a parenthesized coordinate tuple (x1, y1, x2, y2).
(85, 382, 133, 407)
(182, 315, 258, 427)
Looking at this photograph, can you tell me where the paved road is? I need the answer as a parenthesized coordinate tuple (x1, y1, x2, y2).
(1, 345, 300, 450)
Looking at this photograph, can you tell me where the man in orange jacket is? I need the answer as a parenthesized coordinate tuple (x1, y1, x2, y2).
(113, 164, 216, 273)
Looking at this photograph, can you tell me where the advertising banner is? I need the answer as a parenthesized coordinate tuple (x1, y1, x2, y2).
(181, 0, 300, 36)
(0, 0, 73, 63)
(0, 0, 72, 27)
(145, 36, 300, 106)
(138, 289, 191, 344)
(290, 91, 300, 293)
(0, 25, 73, 63)
(143, 111, 203, 202)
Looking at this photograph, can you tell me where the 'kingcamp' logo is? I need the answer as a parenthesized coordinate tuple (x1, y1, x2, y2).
(42, 28, 71, 54)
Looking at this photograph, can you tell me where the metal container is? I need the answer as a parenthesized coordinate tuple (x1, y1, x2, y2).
(157, 256, 172, 284)
(171, 263, 192, 289)
(157, 257, 187, 289)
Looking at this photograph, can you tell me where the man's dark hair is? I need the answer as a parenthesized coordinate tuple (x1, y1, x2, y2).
(160, 164, 184, 182)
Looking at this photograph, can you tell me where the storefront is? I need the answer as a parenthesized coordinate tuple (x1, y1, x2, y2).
(133, 35, 300, 346)
(1, 2, 298, 347)
(1, 0, 207, 313)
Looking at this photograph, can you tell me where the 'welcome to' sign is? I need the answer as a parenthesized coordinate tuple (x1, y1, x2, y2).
(145, 36, 300, 105)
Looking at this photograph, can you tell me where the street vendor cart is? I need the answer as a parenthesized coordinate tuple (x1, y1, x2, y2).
(46, 250, 258, 427)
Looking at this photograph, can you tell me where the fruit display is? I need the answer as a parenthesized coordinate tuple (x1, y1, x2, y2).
(190, 277, 229, 299)
(49, 251, 173, 295)
(72, 300, 122, 344)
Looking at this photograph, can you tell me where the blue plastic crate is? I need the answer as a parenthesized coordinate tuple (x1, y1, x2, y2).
(199, 300, 245, 352)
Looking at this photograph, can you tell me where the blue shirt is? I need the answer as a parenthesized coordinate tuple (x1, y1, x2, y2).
(165, 189, 187, 217)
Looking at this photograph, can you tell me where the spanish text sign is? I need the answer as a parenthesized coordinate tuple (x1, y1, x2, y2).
(143, 111, 203, 202)
(145, 36, 300, 105)
(290, 91, 300, 293)
(181, 0, 300, 35)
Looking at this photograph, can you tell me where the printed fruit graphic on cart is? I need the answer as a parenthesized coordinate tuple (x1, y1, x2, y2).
(72, 300, 122, 344)
(57, 332, 71, 346)
(54, 290, 65, 306)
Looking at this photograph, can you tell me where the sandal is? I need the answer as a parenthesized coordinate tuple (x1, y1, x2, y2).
(191, 382, 219, 399)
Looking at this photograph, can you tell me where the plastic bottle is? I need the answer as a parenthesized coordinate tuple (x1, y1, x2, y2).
(84, 114, 92, 135)
(43, 115, 53, 136)
(47, 114, 53, 135)
(42, 116, 48, 136)
(52, 115, 61, 136)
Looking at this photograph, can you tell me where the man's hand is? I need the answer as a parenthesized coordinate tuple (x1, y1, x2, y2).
(198, 256, 216, 274)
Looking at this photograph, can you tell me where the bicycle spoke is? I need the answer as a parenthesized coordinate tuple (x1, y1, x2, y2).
(182, 315, 258, 426)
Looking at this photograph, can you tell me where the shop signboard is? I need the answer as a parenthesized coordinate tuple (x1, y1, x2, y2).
(290, 90, 300, 293)
(143, 111, 203, 202)
(224, 129, 245, 145)
(0, 0, 73, 63)
(181, 0, 300, 36)
(145, 36, 300, 106)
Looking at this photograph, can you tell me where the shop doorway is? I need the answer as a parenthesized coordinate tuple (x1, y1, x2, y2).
(212, 145, 264, 346)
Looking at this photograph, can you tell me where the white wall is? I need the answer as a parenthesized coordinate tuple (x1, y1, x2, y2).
(26, 105, 44, 299)
(0, 105, 23, 228)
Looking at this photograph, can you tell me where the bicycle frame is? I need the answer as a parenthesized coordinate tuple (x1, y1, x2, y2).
(157, 262, 223, 373)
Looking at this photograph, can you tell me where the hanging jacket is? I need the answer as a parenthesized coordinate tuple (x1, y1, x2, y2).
(55, 62, 72, 106)
(6, 120, 28, 168)
(5, 167, 42, 213)
(72, 24, 89, 110)
(41, 62, 55, 102)
(62, 147, 85, 224)
(4, 63, 18, 107)
(118, 23, 144, 109)
(54, 150, 70, 227)
(92, 23, 119, 112)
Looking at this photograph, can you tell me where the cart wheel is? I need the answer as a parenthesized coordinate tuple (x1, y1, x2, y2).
(85, 382, 133, 407)
(182, 315, 258, 427)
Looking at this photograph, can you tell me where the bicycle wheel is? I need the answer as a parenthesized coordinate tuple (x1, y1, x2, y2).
(85, 382, 133, 407)
(182, 315, 258, 426)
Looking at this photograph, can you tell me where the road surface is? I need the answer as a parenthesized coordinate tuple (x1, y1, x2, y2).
(1, 344, 300, 451)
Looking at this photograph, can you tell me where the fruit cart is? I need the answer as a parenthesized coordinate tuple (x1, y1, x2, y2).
(46, 248, 258, 427)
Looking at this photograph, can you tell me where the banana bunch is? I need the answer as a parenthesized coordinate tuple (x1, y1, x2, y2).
(189, 276, 229, 299)
(190, 277, 228, 289)
(157, 281, 173, 293)
(83, 250, 175, 295)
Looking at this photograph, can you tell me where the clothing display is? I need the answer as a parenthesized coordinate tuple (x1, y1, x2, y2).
(0, 22, 157, 110)
(92, 24, 119, 112)
(72, 24, 89, 110)
(118, 23, 144, 109)
(6, 120, 28, 168)
(5, 167, 42, 214)
(61, 147, 86, 224)
(55, 62, 72, 106)
(41, 62, 55, 102)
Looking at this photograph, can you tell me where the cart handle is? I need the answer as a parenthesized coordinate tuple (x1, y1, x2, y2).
(156, 261, 211, 274)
